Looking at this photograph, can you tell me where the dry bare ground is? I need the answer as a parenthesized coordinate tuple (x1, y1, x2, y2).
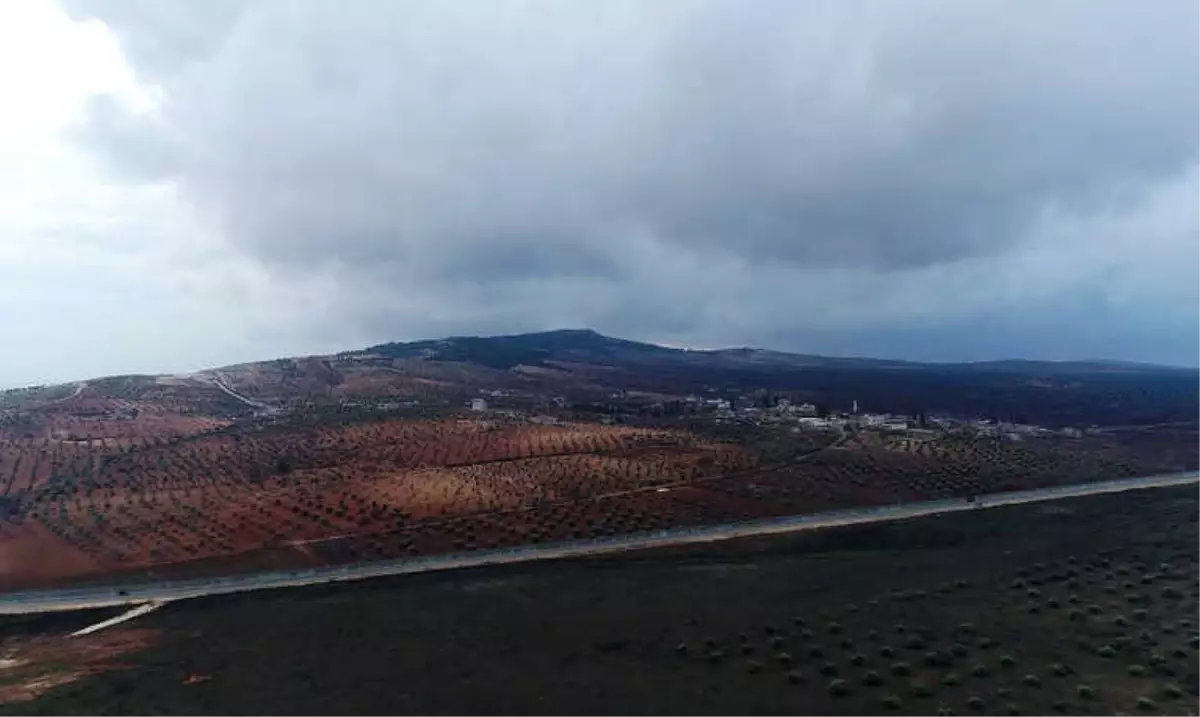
(0, 419, 751, 588)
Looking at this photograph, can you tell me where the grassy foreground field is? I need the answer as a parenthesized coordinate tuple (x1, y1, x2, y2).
(1, 485, 1197, 715)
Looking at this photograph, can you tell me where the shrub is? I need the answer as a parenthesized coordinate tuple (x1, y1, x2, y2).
(839, 638, 855, 650)
(1133, 608, 1149, 621)
(867, 629, 881, 641)
(770, 636, 785, 650)
(775, 652, 793, 666)
(1087, 604, 1103, 614)
(849, 653, 866, 666)
(978, 638, 996, 649)
(786, 669, 805, 685)
(740, 644, 755, 656)
(1068, 609, 1085, 622)
(862, 670, 883, 686)
(942, 673, 961, 687)
(674, 642, 688, 656)
(880, 694, 903, 710)
(1136, 697, 1157, 711)
(706, 649, 726, 663)
(820, 662, 838, 676)
(808, 646, 825, 658)
(966, 695, 986, 711)
(1162, 684, 1183, 699)
(880, 646, 896, 658)
(828, 622, 842, 634)
(827, 679, 850, 697)
(911, 681, 935, 698)
(792, 615, 807, 627)
(1021, 674, 1041, 687)
(1050, 662, 1071, 677)
(891, 662, 912, 677)
(999, 655, 1016, 668)
(1077, 685, 1095, 700)
(951, 643, 969, 657)
(906, 634, 928, 650)
(937, 708, 956, 716)
(971, 664, 989, 678)
(1128, 664, 1147, 677)
(1097, 645, 1116, 658)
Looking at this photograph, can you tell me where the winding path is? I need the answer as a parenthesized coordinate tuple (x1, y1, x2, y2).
(210, 373, 271, 410)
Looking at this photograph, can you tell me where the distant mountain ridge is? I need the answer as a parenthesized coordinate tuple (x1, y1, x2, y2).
(7, 329, 1192, 396)
(358, 329, 1194, 375)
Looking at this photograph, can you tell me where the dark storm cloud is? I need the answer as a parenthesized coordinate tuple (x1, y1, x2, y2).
(60, 0, 1199, 363)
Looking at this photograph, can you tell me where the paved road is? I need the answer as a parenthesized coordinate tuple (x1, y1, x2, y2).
(0, 470, 1194, 615)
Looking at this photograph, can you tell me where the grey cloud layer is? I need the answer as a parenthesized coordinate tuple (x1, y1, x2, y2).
(62, 0, 1199, 363)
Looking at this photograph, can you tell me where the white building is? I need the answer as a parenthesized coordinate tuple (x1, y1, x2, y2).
(469, 398, 488, 412)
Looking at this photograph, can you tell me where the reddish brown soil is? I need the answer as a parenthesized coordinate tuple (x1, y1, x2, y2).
(0, 522, 101, 588)
(0, 420, 750, 588)
(0, 412, 1190, 591)
(0, 628, 157, 704)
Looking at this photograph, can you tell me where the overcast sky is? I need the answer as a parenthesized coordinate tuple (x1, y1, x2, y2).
(1, 0, 1196, 387)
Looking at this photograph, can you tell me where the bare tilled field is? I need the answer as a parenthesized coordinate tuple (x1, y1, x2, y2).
(0, 485, 1194, 715)
(0, 397, 1192, 590)
(0, 420, 754, 588)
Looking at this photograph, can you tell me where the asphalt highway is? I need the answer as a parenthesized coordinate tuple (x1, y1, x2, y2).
(0, 470, 1194, 615)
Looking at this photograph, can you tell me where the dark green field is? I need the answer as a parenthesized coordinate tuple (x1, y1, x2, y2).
(4, 485, 1198, 716)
